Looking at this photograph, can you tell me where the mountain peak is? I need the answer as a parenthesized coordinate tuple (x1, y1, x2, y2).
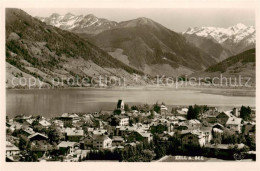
(228, 23, 248, 32)
(65, 12, 74, 16)
(118, 17, 158, 28)
(233, 23, 247, 29)
(50, 13, 60, 18)
(85, 14, 97, 19)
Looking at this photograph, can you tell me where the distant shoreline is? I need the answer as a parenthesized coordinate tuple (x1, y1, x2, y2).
(6, 86, 256, 97)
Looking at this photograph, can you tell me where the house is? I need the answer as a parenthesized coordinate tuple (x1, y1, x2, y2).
(81, 135, 93, 149)
(52, 119, 64, 128)
(112, 136, 124, 146)
(185, 119, 201, 129)
(92, 129, 107, 135)
(28, 133, 48, 141)
(21, 127, 35, 137)
(168, 116, 179, 125)
(205, 115, 217, 123)
(14, 115, 31, 123)
(7, 121, 22, 132)
(93, 134, 112, 150)
(129, 131, 153, 143)
(39, 119, 51, 128)
(25, 118, 35, 125)
(242, 122, 255, 135)
(176, 108, 188, 116)
(181, 130, 206, 148)
(212, 123, 224, 133)
(6, 141, 20, 158)
(59, 113, 73, 127)
(216, 112, 232, 125)
(58, 141, 78, 155)
(200, 127, 212, 143)
(109, 115, 129, 126)
(66, 129, 84, 142)
(226, 117, 242, 133)
(158, 132, 174, 141)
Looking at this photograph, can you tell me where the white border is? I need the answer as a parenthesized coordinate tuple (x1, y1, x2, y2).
(0, 0, 259, 171)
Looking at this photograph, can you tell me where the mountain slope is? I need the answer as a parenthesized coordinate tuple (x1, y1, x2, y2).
(183, 34, 233, 62)
(190, 48, 256, 85)
(89, 17, 218, 76)
(183, 23, 255, 57)
(6, 8, 144, 88)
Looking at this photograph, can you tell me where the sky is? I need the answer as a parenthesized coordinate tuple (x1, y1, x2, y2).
(22, 8, 255, 32)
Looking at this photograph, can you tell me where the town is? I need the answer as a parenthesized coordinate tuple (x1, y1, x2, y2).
(6, 100, 256, 162)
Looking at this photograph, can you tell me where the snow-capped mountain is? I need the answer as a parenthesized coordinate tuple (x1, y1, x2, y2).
(36, 13, 118, 35)
(183, 23, 255, 54)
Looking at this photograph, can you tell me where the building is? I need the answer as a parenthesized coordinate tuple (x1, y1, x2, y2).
(39, 119, 51, 128)
(81, 135, 94, 149)
(93, 134, 112, 150)
(216, 112, 231, 125)
(226, 117, 242, 133)
(59, 113, 73, 127)
(117, 99, 124, 110)
(110, 115, 129, 126)
(58, 141, 78, 155)
(28, 133, 48, 141)
(112, 136, 124, 146)
(6, 141, 20, 158)
(181, 130, 206, 148)
(66, 129, 84, 142)
(200, 127, 212, 143)
(242, 122, 256, 135)
(233, 108, 239, 117)
(185, 119, 201, 130)
(160, 105, 168, 118)
(21, 127, 35, 137)
(212, 123, 224, 133)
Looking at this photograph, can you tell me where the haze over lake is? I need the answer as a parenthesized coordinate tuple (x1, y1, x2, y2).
(6, 88, 255, 118)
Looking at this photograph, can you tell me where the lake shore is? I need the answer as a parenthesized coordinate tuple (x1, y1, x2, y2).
(6, 85, 256, 97)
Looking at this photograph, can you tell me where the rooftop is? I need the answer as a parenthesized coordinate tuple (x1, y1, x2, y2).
(58, 141, 77, 148)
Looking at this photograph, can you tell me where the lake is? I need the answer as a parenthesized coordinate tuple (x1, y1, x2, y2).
(6, 88, 255, 118)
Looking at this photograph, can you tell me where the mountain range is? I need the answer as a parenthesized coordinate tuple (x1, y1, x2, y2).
(37, 13, 220, 76)
(37, 13, 255, 76)
(5, 9, 256, 88)
(183, 23, 255, 61)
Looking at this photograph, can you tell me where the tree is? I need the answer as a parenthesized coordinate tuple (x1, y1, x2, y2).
(141, 149, 155, 162)
(47, 126, 60, 144)
(18, 136, 29, 151)
(113, 109, 121, 115)
(148, 110, 155, 119)
(240, 106, 251, 121)
(124, 104, 130, 112)
(153, 102, 160, 113)
(131, 105, 138, 111)
(187, 105, 199, 120)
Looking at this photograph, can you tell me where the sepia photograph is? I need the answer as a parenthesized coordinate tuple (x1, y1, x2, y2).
(1, 0, 259, 171)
